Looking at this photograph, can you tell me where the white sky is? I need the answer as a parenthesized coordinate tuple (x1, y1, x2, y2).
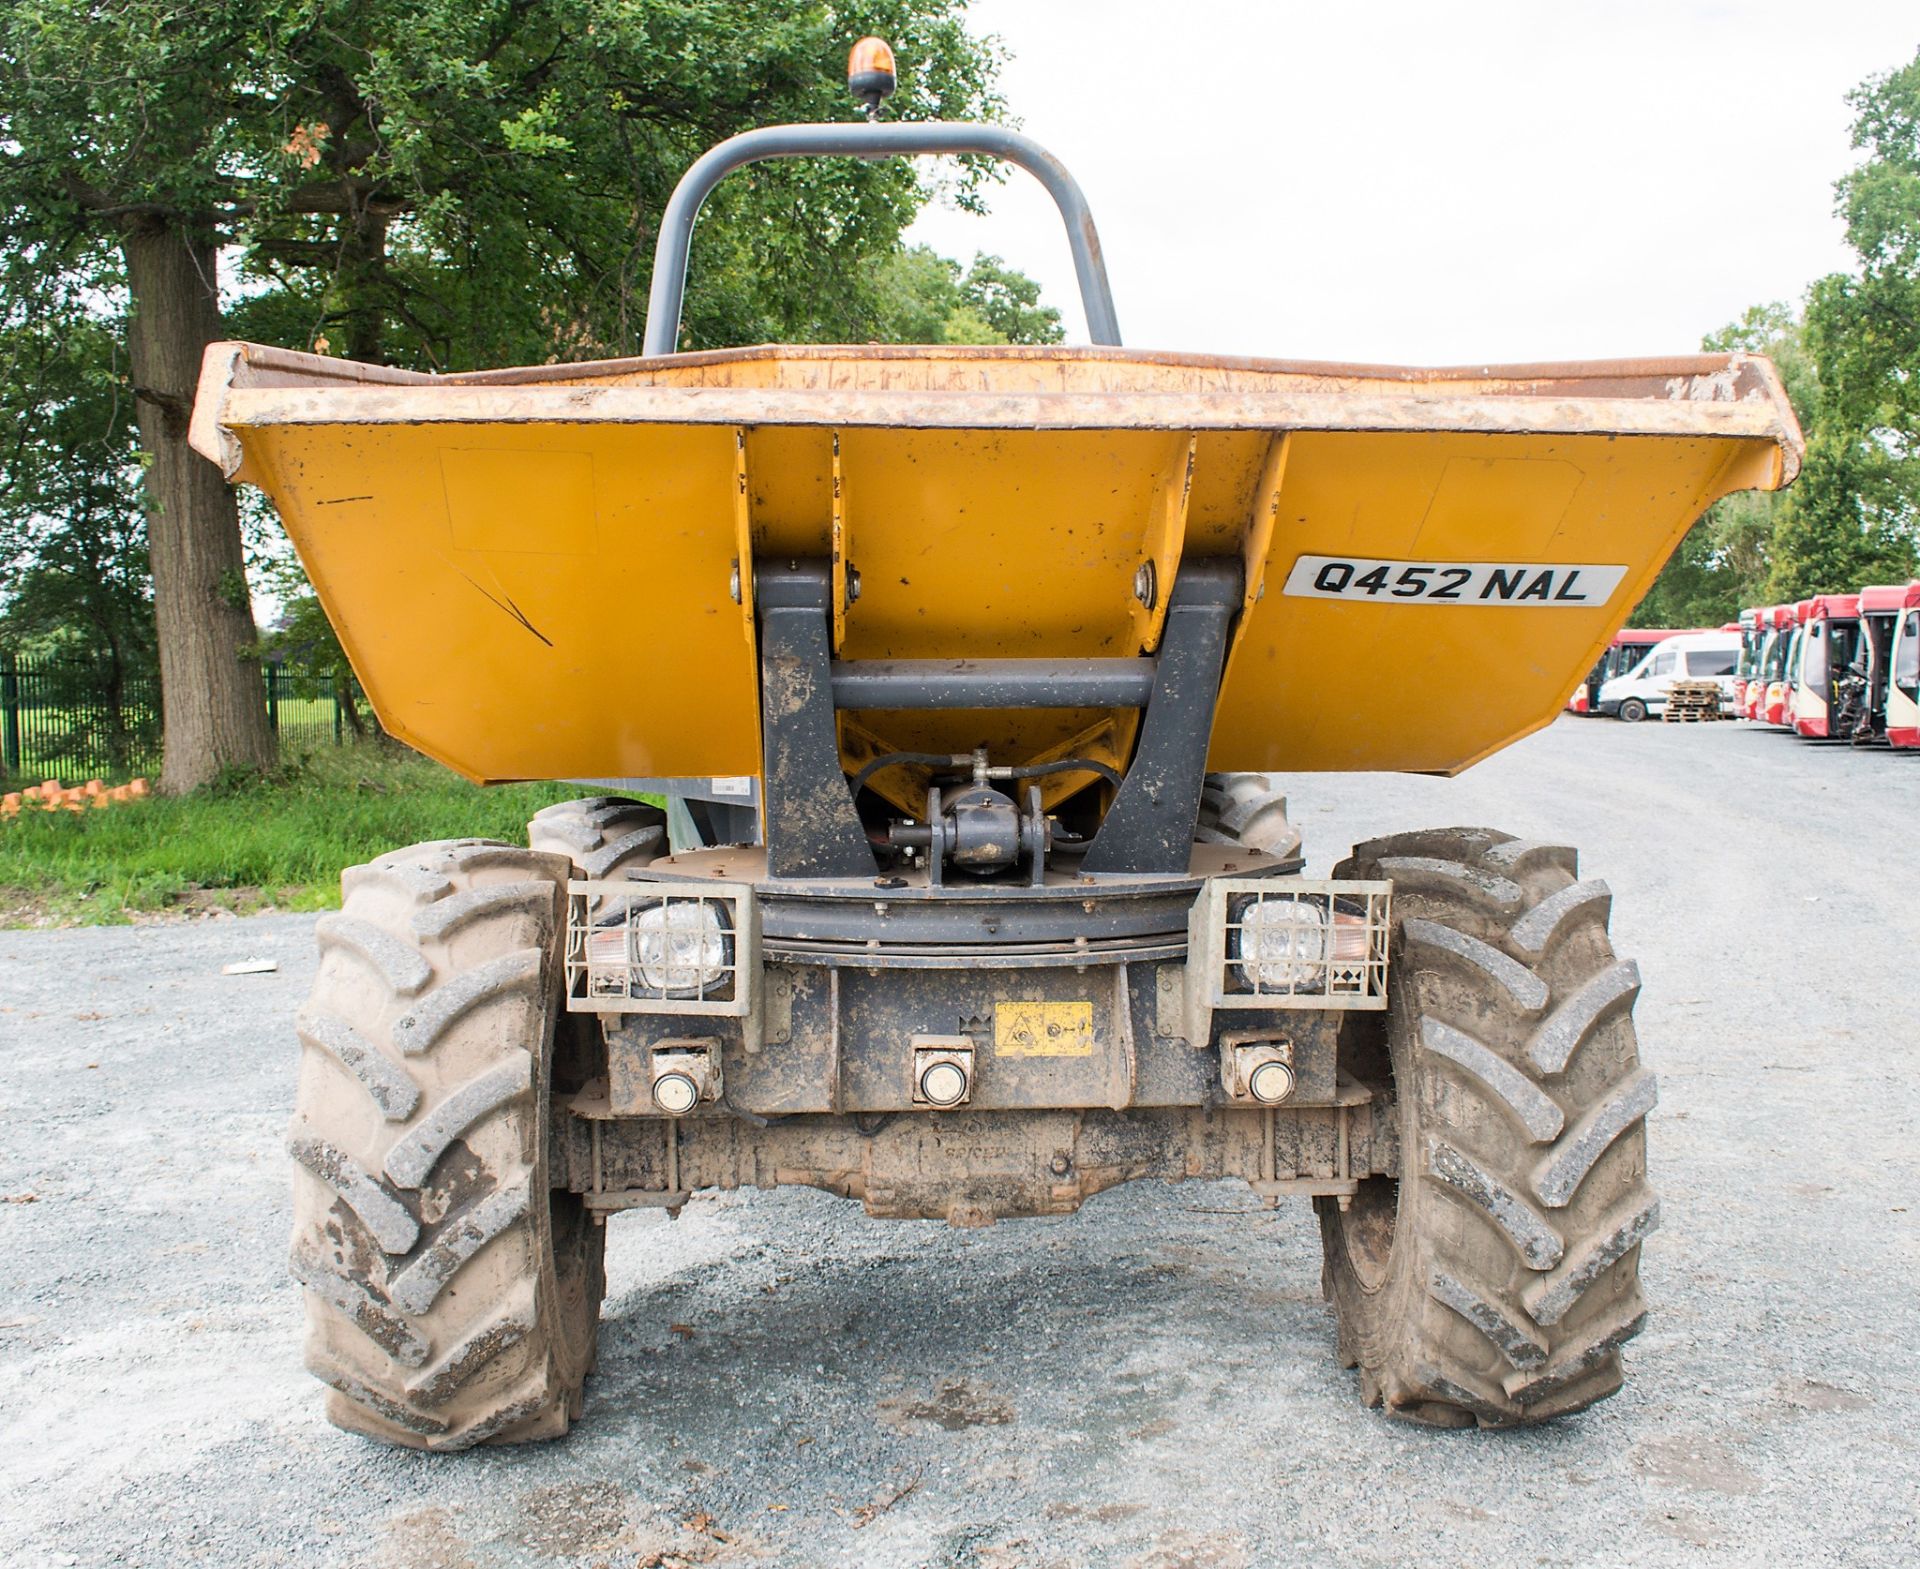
(906, 0, 1919, 363)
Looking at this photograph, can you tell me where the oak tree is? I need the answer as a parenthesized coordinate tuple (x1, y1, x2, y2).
(2, 1, 1010, 788)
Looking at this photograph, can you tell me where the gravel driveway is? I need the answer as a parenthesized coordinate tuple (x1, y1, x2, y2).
(2, 716, 1916, 1568)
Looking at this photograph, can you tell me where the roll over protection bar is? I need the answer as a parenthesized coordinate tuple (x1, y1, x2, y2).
(642, 121, 1122, 355)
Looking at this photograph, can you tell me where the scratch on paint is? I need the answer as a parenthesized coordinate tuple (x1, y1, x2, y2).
(450, 566, 553, 647)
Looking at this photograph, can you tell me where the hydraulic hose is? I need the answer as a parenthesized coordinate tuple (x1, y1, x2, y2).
(848, 752, 963, 800)
(1001, 757, 1123, 790)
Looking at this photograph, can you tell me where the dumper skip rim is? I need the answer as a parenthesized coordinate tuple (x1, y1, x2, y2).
(191, 340, 1802, 485)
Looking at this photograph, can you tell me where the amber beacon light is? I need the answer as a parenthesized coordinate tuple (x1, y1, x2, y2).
(847, 36, 897, 116)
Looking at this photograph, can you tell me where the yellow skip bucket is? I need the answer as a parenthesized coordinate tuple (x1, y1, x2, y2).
(192, 341, 1799, 789)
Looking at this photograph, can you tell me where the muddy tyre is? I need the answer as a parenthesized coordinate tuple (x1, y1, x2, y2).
(288, 839, 603, 1450)
(1195, 772, 1302, 860)
(1318, 827, 1658, 1427)
(528, 795, 666, 881)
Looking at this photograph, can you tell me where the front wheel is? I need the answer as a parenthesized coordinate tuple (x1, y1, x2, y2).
(288, 839, 604, 1449)
(1617, 698, 1648, 723)
(1317, 828, 1658, 1427)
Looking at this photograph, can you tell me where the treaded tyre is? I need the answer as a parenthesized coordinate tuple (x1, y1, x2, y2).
(528, 795, 666, 880)
(289, 839, 603, 1450)
(1617, 697, 1648, 724)
(1195, 772, 1302, 860)
(1318, 827, 1658, 1428)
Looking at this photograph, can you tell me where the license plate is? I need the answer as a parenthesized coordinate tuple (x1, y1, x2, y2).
(1282, 555, 1627, 606)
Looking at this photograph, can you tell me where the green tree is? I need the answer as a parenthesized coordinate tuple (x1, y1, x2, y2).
(1631, 303, 1814, 627)
(862, 245, 1063, 344)
(0, 1, 1011, 790)
(1, 5, 281, 789)
(1769, 46, 1920, 599)
(1636, 47, 1920, 623)
(0, 314, 151, 655)
(0, 311, 159, 770)
(216, 1, 1009, 371)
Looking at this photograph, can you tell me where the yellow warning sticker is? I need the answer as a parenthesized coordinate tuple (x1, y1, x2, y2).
(994, 1000, 1095, 1057)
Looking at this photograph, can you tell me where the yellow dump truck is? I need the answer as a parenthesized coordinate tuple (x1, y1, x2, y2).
(192, 43, 1801, 1447)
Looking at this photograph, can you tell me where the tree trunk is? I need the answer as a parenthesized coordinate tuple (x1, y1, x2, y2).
(122, 224, 277, 793)
(99, 622, 129, 772)
(339, 207, 392, 365)
(334, 666, 376, 742)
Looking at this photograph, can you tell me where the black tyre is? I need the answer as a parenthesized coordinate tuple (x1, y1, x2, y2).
(1195, 772, 1301, 860)
(289, 839, 603, 1449)
(1318, 828, 1658, 1427)
(1617, 698, 1648, 724)
(528, 795, 667, 881)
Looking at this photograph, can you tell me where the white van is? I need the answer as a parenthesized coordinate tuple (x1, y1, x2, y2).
(1597, 631, 1741, 722)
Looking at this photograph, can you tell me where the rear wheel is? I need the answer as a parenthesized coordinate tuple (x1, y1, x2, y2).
(528, 795, 667, 881)
(1617, 698, 1648, 723)
(289, 839, 602, 1449)
(1195, 772, 1301, 861)
(1317, 828, 1658, 1427)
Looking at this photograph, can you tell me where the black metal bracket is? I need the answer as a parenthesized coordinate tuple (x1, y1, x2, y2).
(1078, 559, 1243, 876)
(753, 556, 1240, 882)
(756, 561, 878, 880)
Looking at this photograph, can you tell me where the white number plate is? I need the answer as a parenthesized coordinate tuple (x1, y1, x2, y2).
(1282, 555, 1628, 606)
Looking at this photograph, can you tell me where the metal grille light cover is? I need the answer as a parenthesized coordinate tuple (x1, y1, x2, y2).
(1190, 878, 1391, 1011)
(565, 879, 757, 1016)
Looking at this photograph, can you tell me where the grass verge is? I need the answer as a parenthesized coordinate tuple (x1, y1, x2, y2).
(0, 745, 596, 926)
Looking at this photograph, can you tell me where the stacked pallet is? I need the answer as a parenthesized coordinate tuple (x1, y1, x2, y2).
(1664, 681, 1724, 722)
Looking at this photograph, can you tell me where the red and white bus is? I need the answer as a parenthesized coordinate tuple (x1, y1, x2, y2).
(1883, 583, 1920, 750)
(1733, 607, 1762, 715)
(1789, 593, 1863, 739)
(1841, 582, 1920, 743)
(1752, 604, 1799, 724)
(1772, 601, 1814, 727)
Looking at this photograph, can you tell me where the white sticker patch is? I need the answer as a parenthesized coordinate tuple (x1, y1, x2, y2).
(1282, 555, 1628, 607)
(709, 776, 754, 798)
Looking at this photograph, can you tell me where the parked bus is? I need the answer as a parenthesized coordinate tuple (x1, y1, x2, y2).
(1738, 608, 1764, 718)
(1597, 630, 1742, 721)
(1750, 604, 1796, 722)
(1884, 583, 1920, 750)
(1789, 593, 1863, 739)
(1771, 601, 1814, 727)
(1568, 628, 1701, 714)
(1836, 582, 1920, 743)
(1733, 608, 1762, 714)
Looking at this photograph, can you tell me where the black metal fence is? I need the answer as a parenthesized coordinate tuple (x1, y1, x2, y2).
(0, 652, 365, 784)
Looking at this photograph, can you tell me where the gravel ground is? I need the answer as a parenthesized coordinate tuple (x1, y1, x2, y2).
(1, 715, 1916, 1569)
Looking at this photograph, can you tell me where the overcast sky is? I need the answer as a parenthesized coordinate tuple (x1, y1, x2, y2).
(904, 1, 1918, 364)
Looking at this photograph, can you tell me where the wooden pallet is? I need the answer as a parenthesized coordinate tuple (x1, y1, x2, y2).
(1664, 680, 1724, 722)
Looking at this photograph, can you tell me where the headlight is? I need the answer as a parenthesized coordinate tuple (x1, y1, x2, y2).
(634, 899, 731, 996)
(586, 898, 732, 999)
(1232, 895, 1328, 993)
(1230, 895, 1371, 996)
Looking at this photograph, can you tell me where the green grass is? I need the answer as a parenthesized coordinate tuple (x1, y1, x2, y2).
(0, 745, 597, 926)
